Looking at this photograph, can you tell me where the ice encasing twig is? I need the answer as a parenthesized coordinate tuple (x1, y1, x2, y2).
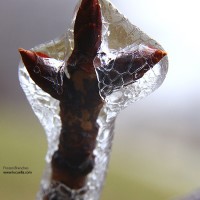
(18, 0, 167, 199)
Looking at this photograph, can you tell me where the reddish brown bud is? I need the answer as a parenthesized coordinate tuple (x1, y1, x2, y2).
(19, 48, 63, 100)
(152, 49, 167, 64)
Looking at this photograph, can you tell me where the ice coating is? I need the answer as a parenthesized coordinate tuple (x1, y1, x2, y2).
(96, 0, 168, 109)
(95, 44, 167, 100)
(19, 34, 68, 160)
(18, 0, 168, 199)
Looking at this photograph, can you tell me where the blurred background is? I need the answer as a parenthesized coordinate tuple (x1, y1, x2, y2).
(0, 0, 200, 199)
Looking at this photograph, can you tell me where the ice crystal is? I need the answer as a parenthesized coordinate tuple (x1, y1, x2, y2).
(19, 0, 168, 199)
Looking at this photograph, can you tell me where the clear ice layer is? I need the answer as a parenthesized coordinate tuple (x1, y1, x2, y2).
(18, 0, 168, 200)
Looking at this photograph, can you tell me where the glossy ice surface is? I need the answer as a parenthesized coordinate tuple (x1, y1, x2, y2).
(19, 0, 168, 199)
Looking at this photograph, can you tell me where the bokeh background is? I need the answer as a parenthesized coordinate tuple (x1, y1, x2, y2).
(0, 0, 200, 199)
